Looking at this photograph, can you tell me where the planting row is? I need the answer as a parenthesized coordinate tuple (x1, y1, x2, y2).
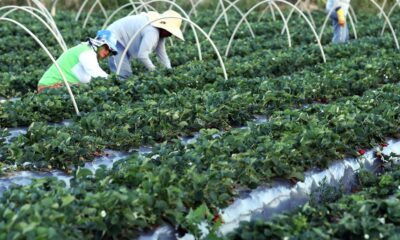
(0, 83, 399, 238)
(225, 153, 400, 240)
(1, 35, 398, 128)
(1, 9, 398, 97)
(1, 38, 399, 174)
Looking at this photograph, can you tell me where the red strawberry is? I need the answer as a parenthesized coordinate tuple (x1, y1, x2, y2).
(358, 149, 366, 155)
(213, 214, 224, 223)
(380, 143, 389, 148)
(212, 214, 220, 221)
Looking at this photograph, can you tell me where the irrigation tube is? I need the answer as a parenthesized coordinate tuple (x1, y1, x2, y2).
(189, 0, 198, 17)
(214, 0, 221, 16)
(32, 0, 52, 20)
(97, 0, 108, 18)
(0, 6, 68, 51)
(30, 0, 66, 48)
(116, 16, 228, 80)
(381, 0, 400, 36)
(101, 2, 139, 29)
(187, 0, 206, 19)
(183, 0, 231, 31)
(318, 7, 358, 41)
(51, 0, 58, 16)
(278, 0, 316, 33)
(0, 4, 59, 31)
(32, 0, 59, 29)
(168, 0, 177, 10)
(279, 0, 299, 31)
(219, 0, 229, 26)
(269, 2, 292, 48)
(347, 8, 358, 39)
(258, 1, 278, 22)
(83, 0, 101, 28)
(278, 0, 300, 31)
(133, 0, 178, 13)
(379, 0, 388, 17)
(76, 0, 108, 22)
(0, 17, 80, 116)
(137, 0, 150, 12)
(208, 0, 255, 39)
(349, 5, 358, 23)
(273, 2, 292, 47)
(83, 0, 109, 28)
(304, 0, 316, 27)
(270, 1, 277, 21)
(210, 0, 288, 45)
(225, 0, 326, 63)
(110, 0, 203, 61)
(257, 3, 271, 22)
(127, 4, 158, 16)
(76, 0, 90, 21)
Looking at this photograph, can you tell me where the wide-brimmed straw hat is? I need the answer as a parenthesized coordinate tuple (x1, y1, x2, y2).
(147, 10, 184, 41)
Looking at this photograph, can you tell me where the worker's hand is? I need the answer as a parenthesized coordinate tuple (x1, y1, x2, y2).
(336, 7, 346, 27)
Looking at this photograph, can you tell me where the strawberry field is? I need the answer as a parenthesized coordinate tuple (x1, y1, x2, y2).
(1, 0, 400, 239)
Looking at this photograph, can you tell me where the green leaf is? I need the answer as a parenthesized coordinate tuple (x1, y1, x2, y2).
(75, 167, 93, 178)
(61, 195, 75, 206)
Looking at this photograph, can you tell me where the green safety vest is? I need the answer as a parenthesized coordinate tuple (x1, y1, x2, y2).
(38, 44, 93, 86)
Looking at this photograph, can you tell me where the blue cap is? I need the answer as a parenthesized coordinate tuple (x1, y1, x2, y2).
(95, 30, 118, 55)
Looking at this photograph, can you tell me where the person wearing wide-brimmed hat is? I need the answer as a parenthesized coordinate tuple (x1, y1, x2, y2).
(37, 30, 118, 92)
(106, 10, 184, 79)
(326, 0, 351, 43)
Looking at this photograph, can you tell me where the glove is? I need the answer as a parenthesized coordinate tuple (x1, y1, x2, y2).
(336, 7, 346, 27)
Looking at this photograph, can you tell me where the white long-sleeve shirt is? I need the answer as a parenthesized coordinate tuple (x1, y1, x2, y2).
(72, 47, 108, 83)
(326, 0, 351, 15)
(107, 13, 171, 71)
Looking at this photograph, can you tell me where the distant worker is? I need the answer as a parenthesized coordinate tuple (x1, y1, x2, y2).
(106, 10, 184, 79)
(326, 0, 351, 43)
(37, 30, 118, 92)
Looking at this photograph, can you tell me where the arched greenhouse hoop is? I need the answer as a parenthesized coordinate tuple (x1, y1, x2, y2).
(381, 0, 400, 36)
(0, 6, 67, 51)
(225, 0, 326, 63)
(0, 17, 80, 115)
(207, 0, 255, 39)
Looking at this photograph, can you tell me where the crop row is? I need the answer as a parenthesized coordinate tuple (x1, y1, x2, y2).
(1, 10, 398, 97)
(1, 9, 400, 239)
(224, 153, 400, 240)
(1, 36, 399, 173)
(0, 83, 400, 238)
(1, 34, 398, 127)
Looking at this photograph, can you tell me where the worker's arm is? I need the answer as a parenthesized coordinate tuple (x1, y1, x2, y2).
(155, 38, 172, 69)
(79, 50, 108, 81)
(137, 31, 159, 71)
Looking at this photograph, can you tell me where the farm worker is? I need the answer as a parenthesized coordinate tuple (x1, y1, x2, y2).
(106, 10, 184, 79)
(326, 0, 351, 43)
(37, 30, 118, 93)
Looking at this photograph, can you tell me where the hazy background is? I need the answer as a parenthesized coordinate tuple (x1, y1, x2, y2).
(0, 0, 396, 12)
